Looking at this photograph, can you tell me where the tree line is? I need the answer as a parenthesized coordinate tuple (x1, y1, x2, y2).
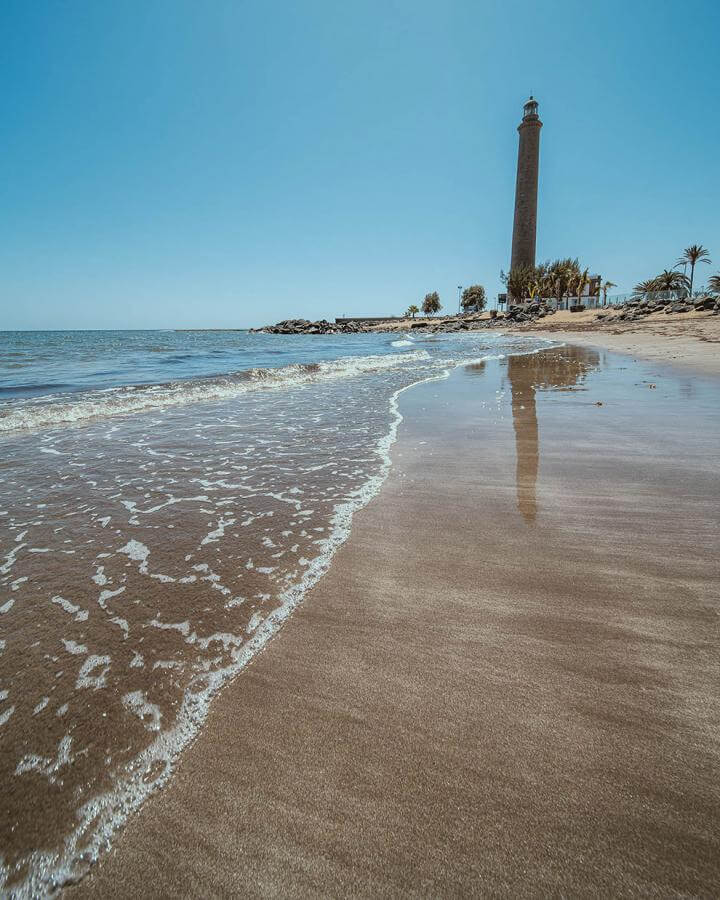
(404, 285, 487, 318)
(500, 258, 615, 305)
(501, 244, 719, 305)
(400, 243, 719, 320)
(634, 245, 717, 296)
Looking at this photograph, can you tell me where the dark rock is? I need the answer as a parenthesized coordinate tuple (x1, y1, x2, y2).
(257, 316, 378, 335)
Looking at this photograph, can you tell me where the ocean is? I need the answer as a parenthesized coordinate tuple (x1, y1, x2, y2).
(0, 328, 552, 894)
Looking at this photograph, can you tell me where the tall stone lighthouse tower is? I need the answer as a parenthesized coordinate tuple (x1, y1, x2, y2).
(510, 96, 542, 272)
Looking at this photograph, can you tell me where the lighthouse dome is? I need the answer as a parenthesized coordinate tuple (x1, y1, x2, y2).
(523, 96, 539, 119)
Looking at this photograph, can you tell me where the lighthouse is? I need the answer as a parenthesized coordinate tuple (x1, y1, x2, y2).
(510, 96, 542, 272)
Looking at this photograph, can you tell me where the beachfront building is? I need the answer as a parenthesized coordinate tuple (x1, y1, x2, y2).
(510, 97, 542, 272)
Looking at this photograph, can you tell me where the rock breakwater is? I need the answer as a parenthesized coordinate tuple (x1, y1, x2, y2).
(250, 318, 372, 335)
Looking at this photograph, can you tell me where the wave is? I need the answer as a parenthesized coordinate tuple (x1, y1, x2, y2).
(0, 383, 76, 396)
(0, 351, 431, 433)
(391, 337, 415, 348)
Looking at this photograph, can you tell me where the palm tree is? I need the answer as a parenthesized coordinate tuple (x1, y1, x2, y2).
(602, 280, 616, 306)
(504, 265, 534, 302)
(534, 261, 551, 299)
(676, 245, 711, 297)
(653, 270, 690, 293)
(708, 274, 720, 294)
(405, 304, 419, 319)
(548, 258, 580, 308)
(539, 266, 555, 300)
(574, 267, 590, 306)
(552, 267, 569, 307)
(633, 278, 656, 297)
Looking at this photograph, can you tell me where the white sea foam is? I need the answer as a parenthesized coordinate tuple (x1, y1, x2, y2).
(33, 697, 50, 715)
(97, 586, 126, 610)
(0, 542, 26, 576)
(118, 540, 149, 568)
(111, 616, 129, 637)
(92, 566, 109, 586)
(75, 655, 111, 690)
(15, 736, 74, 785)
(0, 351, 431, 432)
(201, 515, 236, 546)
(51, 595, 89, 623)
(122, 691, 162, 732)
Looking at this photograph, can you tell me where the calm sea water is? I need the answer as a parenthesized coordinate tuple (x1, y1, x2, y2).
(0, 328, 552, 895)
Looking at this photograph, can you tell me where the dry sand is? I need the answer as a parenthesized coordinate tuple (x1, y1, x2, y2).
(72, 344, 720, 897)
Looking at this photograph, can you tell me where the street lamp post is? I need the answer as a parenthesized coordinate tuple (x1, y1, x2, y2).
(457, 285, 463, 314)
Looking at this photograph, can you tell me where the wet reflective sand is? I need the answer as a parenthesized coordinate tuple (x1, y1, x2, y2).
(70, 347, 720, 897)
(505, 346, 600, 523)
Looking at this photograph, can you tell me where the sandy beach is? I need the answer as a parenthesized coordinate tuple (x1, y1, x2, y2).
(69, 334, 720, 897)
(4, 5, 718, 895)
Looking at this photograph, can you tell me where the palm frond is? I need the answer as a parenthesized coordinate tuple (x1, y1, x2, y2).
(633, 279, 656, 295)
(676, 244, 711, 267)
(652, 270, 690, 291)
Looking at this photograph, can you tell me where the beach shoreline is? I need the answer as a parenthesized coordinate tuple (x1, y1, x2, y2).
(2, 329, 552, 895)
(255, 308, 720, 377)
(525, 325, 720, 377)
(69, 343, 720, 897)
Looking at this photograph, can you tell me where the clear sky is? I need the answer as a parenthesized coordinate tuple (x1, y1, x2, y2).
(2, 0, 719, 330)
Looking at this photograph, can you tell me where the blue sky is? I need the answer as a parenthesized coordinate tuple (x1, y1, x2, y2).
(2, 0, 719, 329)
